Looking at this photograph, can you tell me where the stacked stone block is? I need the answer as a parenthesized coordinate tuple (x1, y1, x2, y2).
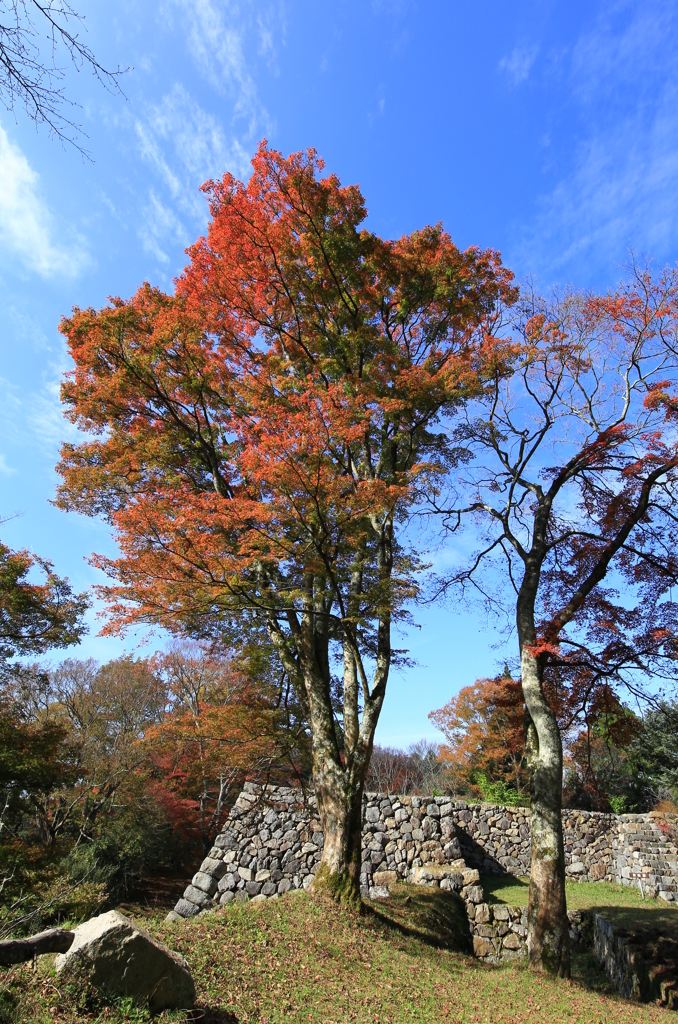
(594, 913, 648, 1001)
(468, 902, 528, 961)
(613, 812, 678, 900)
(173, 783, 321, 919)
(172, 783, 531, 962)
(360, 793, 464, 893)
(452, 804, 618, 881)
(563, 810, 615, 881)
(172, 783, 678, 934)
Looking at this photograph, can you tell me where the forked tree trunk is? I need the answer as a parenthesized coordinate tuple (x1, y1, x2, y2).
(521, 646, 570, 977)
(267, 563, 387, 909)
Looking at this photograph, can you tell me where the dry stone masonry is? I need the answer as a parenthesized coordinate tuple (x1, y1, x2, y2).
(423, 802, 678, 898)
(454, 804, 616, 882)
(171, 783, 530, 962)
(171, 784, 678, 963)
(614, 814, 678, 900)
(594, 913, 649, 1003)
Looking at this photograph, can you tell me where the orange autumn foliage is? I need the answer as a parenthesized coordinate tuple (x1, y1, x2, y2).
(54, 141, 516, 882)
(430, 673, 528, 796)
(145, 644, 310, 849)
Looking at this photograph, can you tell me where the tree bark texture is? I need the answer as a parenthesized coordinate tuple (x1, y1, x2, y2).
(312, 764, 365, 907)
(303, 639, 375, 908)
(265, 530, 392, 905)
(520, 645, 570, 977)
(0, 927, 75, 966)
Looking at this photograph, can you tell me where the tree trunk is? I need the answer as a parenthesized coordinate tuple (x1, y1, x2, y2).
(312, 766, 365, 908)
(521, 646, 570, 977)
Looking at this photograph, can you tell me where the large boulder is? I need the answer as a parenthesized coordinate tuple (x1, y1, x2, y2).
(55, 910, 195, 1013)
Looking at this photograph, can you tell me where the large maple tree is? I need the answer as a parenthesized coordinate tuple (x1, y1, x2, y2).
(56, 142, 515, 903)
(431, 265, 678, 973)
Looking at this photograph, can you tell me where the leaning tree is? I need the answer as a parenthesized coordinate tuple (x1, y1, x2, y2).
(431, 264, 678, 974)
(55, 142, 515, 904)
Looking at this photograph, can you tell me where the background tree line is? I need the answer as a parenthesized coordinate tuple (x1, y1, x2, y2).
(368, 672, 678, 814)
(429, 670, 678, 813)
(0, 542, 310, 935)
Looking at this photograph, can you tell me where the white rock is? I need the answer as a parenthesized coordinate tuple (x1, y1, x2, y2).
(368, 885, 390, 899)
(55, 910, 195, 1013)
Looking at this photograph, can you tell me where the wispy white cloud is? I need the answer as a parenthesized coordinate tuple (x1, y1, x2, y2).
(0, 354, 78, 462)
(520, 95, 678, 275)
(499, 44, 539, 85)
(513, 1, 678, 281)
(570, 1, 675, 104)
(135, 84, 251, 262)
(132, 3, 280, 268)
(256, 10, 276, 64)
(0, 124, 88, 279)
(138, 190, 186, 265)
(0, 376, 22, 421)
(136, 85, 250, 210)
(173, 0, 272, 137)
(31, 372, 80, 455)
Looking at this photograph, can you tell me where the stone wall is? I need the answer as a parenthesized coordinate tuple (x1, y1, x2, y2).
(451, 804, 616, 882)
(594, 911, 678, 1008)
(614, 814, 678, 899)
(173, 783, 474, 920)
(172, 783, 525, 961)
(172, 784, 678, 929)
(428, 803, 678, 895)
(594, 913, 649, 1002)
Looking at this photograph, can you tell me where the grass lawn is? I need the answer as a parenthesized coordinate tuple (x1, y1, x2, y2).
(483, 873, 678, 939)
(0, 884, 672, 1024)
(484, 873, 678, 1007)
(481, 875, 653, 911)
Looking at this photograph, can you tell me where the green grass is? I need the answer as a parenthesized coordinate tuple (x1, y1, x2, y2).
(482, 871, 678, 946)
(482, 873, 678, 1008)
(482, 874, 655, 911)
(0, 885, 673, 1024)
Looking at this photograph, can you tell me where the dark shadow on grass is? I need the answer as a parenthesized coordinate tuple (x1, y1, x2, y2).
(363, 883, 473, 955)
(569, 948, 616, 995)
(185, 1007, 239, 1023)
(117, 871, 188, 919)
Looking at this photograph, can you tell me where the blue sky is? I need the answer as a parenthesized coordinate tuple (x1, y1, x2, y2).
(2, 0, 678, 746)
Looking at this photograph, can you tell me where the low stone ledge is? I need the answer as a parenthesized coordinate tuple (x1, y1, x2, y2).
(594, 914, 649, 1002)
(468, 903, 528, 963)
